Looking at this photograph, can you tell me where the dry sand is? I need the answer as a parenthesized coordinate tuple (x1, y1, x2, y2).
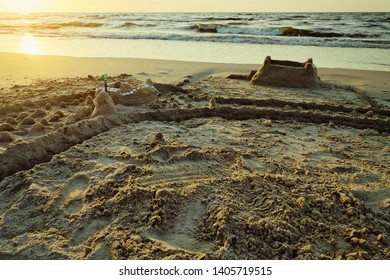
(0, 53, 389, 260)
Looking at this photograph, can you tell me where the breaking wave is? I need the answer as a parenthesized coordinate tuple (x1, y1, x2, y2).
(0, 21, 103, 31)
(190, 24, 378, 39)
(121, 21, 157, 28)
(37, 21, 103, 29)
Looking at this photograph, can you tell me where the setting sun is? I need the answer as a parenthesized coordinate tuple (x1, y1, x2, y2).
(2, 0, 45, 13)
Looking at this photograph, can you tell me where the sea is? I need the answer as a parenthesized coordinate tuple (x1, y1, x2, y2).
(0, 12, 389, 71)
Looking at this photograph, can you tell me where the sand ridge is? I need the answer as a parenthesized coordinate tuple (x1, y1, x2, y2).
(0, 72, 389, 260)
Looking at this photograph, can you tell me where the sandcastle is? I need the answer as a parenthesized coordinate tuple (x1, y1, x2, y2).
(97, 79, 158, 107)
(250, 56, 320, 88)
(91, 79, 159, 117)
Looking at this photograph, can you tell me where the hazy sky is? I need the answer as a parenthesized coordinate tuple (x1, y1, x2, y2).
(0, 0, 389, 13)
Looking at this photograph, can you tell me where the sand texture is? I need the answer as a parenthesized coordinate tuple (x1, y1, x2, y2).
(0, 65, 389, 260)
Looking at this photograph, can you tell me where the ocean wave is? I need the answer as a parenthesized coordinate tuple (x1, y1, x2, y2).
(50, 21, 104, 28)
(218, 26, 283, 36)
(191, 23, 282, 36)
(0, 16, 19, 21)
(121, 21, 157, 28)
(323, 17, 342, 21)
(366, 23, 387, 28)
(282, 26, 343, 37)
(193, 23, 220, 33)
(189, 24, 376, 39)
(186, 23, 381, 39)
(281, 27, 379, 38)
(0, 14, 42, 21)
(80, 15, 107, 20)
(78, 31, 389, 49)
(203, 16, 253, 21)
(0, 21, 103, 31)
(361, 39, 390, 45)
(277, 15, 309, 20)
(121, 22, 136, 28)
(86, 32, 277, 45)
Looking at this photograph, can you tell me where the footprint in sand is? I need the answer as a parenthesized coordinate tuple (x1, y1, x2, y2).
(146, 196, 213, 253)
(62, 174, 90, 214)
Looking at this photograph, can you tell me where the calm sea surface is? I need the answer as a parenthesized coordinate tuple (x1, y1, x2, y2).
(0, 12, 389, 70)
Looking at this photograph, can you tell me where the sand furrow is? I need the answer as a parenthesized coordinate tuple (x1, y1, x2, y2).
(215, 97, 390, 116)
(1, 103, 389, 181)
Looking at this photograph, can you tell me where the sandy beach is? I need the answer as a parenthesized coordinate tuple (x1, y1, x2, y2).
(0, 52, 389, 260)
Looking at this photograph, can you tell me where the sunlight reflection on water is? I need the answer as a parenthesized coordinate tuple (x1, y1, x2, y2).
(0, 34, 387, 71)
(20, 34, 41, 55)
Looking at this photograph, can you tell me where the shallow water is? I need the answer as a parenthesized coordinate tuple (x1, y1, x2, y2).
(0, 12, 389, 71)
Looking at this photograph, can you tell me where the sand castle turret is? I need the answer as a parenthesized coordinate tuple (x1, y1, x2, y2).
(250, 56, 320, 88)
(91, 91, 117, 117)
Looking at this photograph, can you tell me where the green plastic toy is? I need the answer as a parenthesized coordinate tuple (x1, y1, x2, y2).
(102, 73, 108, 92)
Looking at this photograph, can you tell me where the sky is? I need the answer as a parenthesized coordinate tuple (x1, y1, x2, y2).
(0, 0, 389, 13)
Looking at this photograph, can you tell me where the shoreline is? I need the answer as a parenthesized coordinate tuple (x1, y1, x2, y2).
(2, 52, 390, 94)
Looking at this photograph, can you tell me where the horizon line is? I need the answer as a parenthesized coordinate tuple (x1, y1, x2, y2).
(0, 10, 389, 13)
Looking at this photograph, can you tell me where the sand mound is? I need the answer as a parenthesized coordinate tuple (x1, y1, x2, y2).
(40, 119, 49, 126)
(251, 56, 320, 88)
(0, 123, 15, 132)
(5, 117, 18, 125)
(21, 117, 36, 125)
(0, 132, 13, 143)
(49, 115, 60, 122)
(30, 123, 45, 133)
(91, 91, 117, 117)
(31, 109, 46, 118)
(17, 112, 29, 120)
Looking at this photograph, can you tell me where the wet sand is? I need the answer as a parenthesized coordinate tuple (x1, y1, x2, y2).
(0, 53, 389, 260)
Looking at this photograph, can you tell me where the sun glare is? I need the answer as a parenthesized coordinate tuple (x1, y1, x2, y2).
(3, 0, 43, 13)
(20, 34, 41, 54)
